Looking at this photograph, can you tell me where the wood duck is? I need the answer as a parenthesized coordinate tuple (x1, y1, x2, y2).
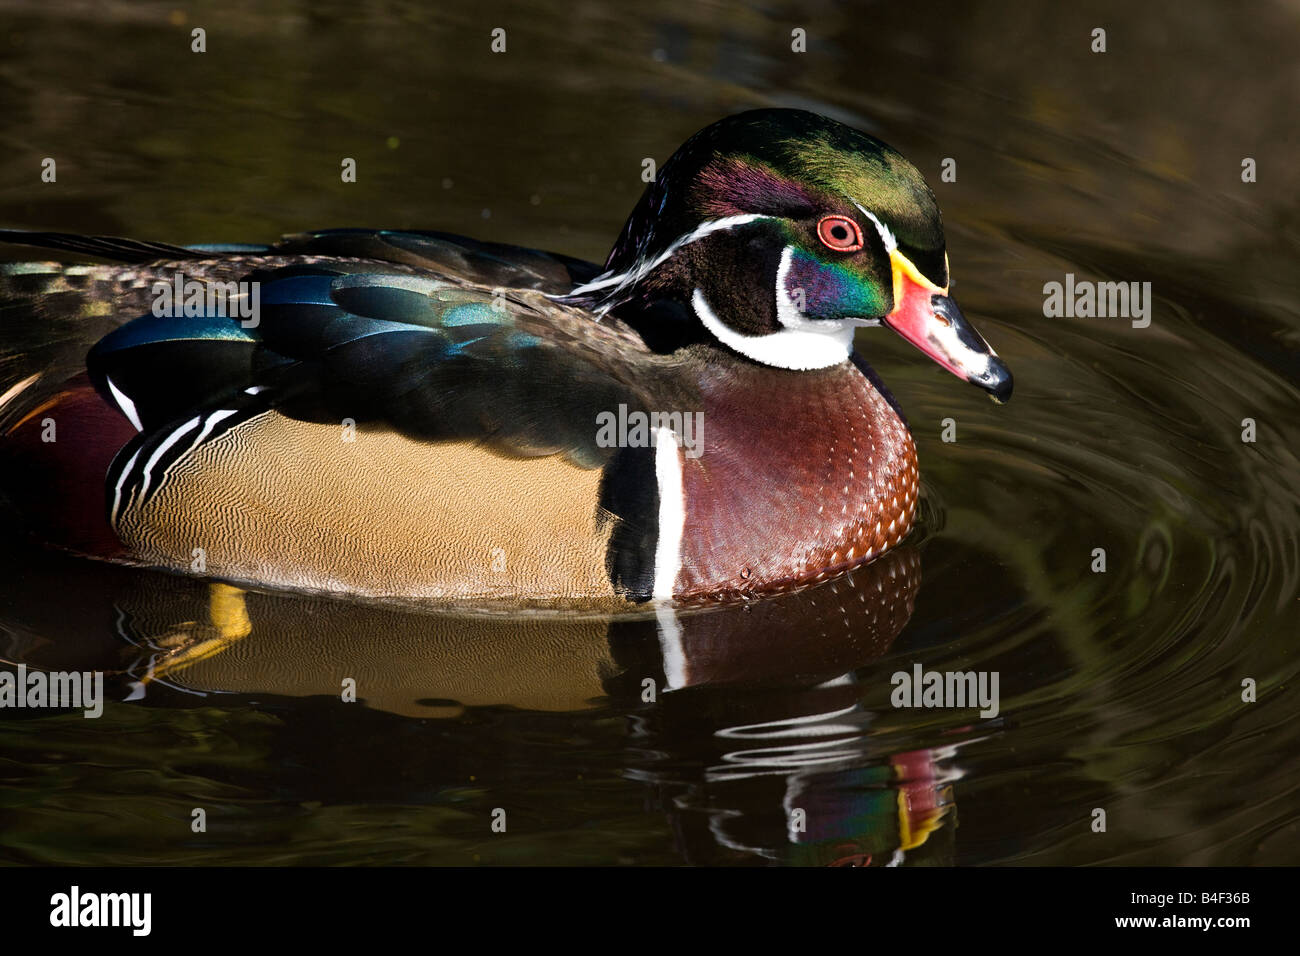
(0, 109, 1010, 606)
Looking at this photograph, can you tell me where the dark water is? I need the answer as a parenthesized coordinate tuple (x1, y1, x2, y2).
(1, 1, 1298, 865)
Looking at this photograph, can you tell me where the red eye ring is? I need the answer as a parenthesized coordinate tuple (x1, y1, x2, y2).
(816, 214, 864, 252)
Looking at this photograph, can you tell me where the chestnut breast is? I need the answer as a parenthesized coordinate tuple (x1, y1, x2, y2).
(675, 360, 918, 601)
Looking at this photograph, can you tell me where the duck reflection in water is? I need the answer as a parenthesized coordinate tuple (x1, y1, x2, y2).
(0, 541, 967, 865)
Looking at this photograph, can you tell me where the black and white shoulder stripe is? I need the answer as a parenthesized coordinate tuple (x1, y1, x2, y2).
(107, 389, 273, 528)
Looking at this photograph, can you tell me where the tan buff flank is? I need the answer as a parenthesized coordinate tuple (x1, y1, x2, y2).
(116, 411, 618, 602)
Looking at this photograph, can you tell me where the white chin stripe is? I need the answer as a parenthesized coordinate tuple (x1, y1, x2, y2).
(692, 288, 855, 371)
(774, 244, 869, 334)
(853, 202, 898, 252)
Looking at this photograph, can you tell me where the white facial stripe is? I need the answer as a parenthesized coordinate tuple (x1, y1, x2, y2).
(692, 288, 855, 371)
(853, 202, 897, 252)
(652, 426, 685, 600)
(567, 214, 772, 302)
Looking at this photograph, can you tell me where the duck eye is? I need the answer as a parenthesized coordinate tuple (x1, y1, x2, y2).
(816, 214, 864, 252)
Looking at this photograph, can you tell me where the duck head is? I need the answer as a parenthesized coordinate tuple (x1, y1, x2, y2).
(567, 108, 1011, 402)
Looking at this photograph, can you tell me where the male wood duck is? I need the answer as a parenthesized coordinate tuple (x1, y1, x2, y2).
(0, 109, 1010, 607)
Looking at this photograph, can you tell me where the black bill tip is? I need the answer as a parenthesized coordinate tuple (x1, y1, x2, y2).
(977, 355, 1014, 404)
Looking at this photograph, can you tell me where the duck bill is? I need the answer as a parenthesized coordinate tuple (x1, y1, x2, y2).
(881, 251, 1013, 403)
